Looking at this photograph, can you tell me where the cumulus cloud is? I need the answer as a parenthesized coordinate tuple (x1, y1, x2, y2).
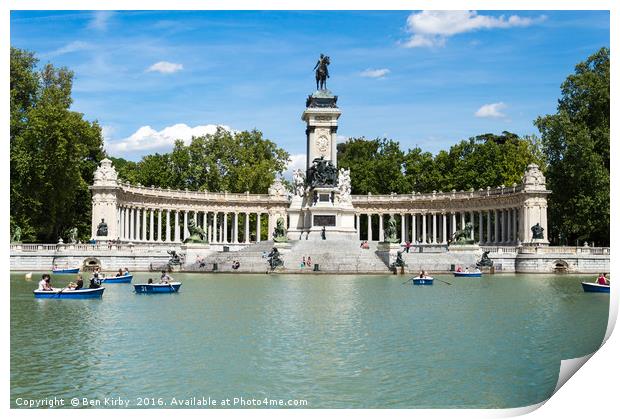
(404, 10, 546, 48)
(106, 123, 231, 153)
(89, 11, 114, 31)
(146, 61, 184, 74)
(360, 68, 391, 78)
(283, 154, 307, 180)
(475, 102, 507, 118)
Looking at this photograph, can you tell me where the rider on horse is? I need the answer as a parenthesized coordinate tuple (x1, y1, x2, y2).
(314, 54, 330, 90)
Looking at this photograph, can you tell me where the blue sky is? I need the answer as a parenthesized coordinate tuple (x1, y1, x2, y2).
(10, 10, 610, 172)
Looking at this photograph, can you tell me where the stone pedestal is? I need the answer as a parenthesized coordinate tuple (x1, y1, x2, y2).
(376, 242, 402, 268)
(180, 243, 212, 267)
(525, 238, 550, 247)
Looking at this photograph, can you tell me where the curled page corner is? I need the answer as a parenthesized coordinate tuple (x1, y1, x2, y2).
(552, 353, 595, 395)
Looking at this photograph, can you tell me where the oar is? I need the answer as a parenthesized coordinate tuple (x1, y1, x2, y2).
(434, 278, 453, 286)
(55, 286, 69, 297)
(402, 278, 414, 285)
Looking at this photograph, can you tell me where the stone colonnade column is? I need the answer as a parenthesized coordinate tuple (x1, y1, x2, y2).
(256, 213, 261, 243)
(478, 212, 483, 244)
(442, 213, 447, 244)
(245, 213, 250, 243)
(174, 210, 180, 242)
(422, 213, 427, 244)
(379, 214, 384, 242)
(432, 213, 437, 244)
(233, 213, 239, 243)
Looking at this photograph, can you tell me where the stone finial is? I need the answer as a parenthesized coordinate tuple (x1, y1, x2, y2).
(93, 158, 118, 186)
(522, 163, 546, 191)
(268, 178, 286, 197)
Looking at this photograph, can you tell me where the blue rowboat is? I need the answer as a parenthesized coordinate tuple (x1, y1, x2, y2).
(33, 287, 105, 299)
(581, 282, 610, 293)
(453, 271, 482, 278)
(412, 277, 434, 285)
(101, 274, 133, 284)
(134, 282, 182, 294)
(52, 268, 80, 274)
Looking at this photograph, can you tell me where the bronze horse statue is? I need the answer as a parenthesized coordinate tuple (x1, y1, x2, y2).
(314, 54, 330, 90)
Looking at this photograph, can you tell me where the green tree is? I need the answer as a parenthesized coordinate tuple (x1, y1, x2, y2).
(337, 138, 407, 194)
(114, 128, 290, 194)
(10, 47, 104, 242)
(535, 47, 609, 245)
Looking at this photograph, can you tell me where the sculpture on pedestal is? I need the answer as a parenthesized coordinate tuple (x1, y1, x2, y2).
(338, 168, 352, 203)
(184, 219, 208, 243)
(451, 222, 474, 245)
(307, 156, 338, 188)
(11, 226, 22, 243)
(531, 223, 545, 240)
(68, 227, 78, 244)
(272, 217, 288, 242)
(476, 251, 494, 268)
(383, 215, 400, 243)
(314, 54, 330, 90)
(391, 250, 406, 270)
(267, 247, 284, 270)
(96, 219, 108, 236)
(292, 169, 306, 197)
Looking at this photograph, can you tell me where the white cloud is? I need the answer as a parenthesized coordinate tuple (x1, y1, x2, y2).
(283, 154, 307, 179)
(89, 11, 113, 31)
(404, 11, 546, 48)
(146, 61, 184, 74)
(106, 123, 231, 154)
(475, 102, 507, 118)
(50, 41, 90, 56)
(360, 68, 391, 78)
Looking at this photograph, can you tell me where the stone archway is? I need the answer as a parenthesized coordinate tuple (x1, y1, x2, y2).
(552, 259, 569, 273)
(82, 257, 101, 272)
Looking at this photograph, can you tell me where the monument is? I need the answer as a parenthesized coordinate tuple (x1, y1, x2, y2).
(287, 54, 357, 240)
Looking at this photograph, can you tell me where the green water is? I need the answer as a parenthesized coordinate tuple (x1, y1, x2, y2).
(11, 272, 608, 408)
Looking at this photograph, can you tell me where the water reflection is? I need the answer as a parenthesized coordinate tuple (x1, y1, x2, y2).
(11, 272, 608, 408)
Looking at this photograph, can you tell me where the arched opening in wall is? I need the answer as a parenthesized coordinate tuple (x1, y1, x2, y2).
(82, 257, 101, 272)
(552, 259, 569, 273)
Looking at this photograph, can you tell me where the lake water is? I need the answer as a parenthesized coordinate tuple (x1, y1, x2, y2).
(10, 272, 609, 409)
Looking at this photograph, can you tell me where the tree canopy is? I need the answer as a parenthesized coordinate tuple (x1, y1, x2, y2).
(337, 132, 544, 195)
(10, 47, 105, 242)
(535, 47, 609, 246)
(113, 128, 290, 194)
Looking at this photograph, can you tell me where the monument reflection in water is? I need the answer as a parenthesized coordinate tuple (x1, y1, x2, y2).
(10, 272, 608, 409)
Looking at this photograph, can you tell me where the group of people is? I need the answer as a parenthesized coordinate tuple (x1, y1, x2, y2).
(38, 273, 100, 291)
(146, 270, 173, 284)
(299, 256, 313, 268)
(455, 266, 481, 273)
(359, 241, 369, 249)
(417, 270, 430, 279)
(597, 273, 610, 285)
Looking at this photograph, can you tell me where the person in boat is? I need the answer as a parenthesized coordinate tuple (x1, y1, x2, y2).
(597, 273, 609, 285)
(465, 267, 470, 273)
(116, 269, 124, 277)
(67, 275, 84, 290)
(38, 274, 53, 291)
(147, 278, 153, 284)
(160, 270, 172, 284)
(89, 276, 100, 289)
(123, 267, 130, 275)
(418, 270, 426, 279)
(456, 265, 463, 273)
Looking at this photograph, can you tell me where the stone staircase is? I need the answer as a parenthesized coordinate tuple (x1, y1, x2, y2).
(198, 239, 390, 273)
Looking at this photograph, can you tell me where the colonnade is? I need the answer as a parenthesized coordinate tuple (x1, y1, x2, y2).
(355, 207, 521, 245)
(115, 206, 265, 244)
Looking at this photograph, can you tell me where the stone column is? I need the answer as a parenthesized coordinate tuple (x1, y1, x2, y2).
(478, 212, 483, 244)
(422, 213, 427, 244)
(493, 210, 499, 244)
(486, 210, 491, 245)
(432, 213, 437, 244)
(223, 212, 228, 243)
(182, 211, 188, 241)
(366, 214, 372, 241)
(165, 209, 170, 242)
(451, 212, 457, 238)
(213, 212, 218, 243)
(513, 208, 518, 244)
(136, 208, 141, 241)
(256, 213, 261, 243)
(244, 213, 250, 243)
(400, 213, 406, 243)
(156, 209, 161, 242)
(411, 213, 417, 243)
(502, 210, 507, 243)
(233, 212, 239, 243)
(469, 211, 474, 240)
(507, 209, 512, 243)
(141, 208, 147, 241)
(128, 207, 134, 241)
(174, 210, 180, 242)
(193, 211, 198, 228)
(119, 207, 124, 240)
(149, 209, 154, 241)
(379, 214, 384, 242)
(442, 213, 447, 244)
